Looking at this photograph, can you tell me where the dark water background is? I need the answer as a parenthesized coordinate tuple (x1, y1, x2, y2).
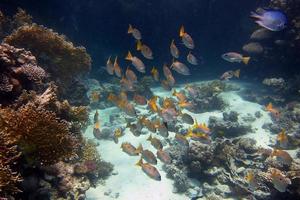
(2, 0, 294, 84)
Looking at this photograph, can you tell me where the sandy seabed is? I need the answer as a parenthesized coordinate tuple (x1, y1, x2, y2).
(85, 81, 278, 200)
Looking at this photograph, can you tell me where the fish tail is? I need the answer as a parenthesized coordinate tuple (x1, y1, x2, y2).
(242, 57, 250, 65)
(114, 56, 118, 65)
(125, 51, 133, 60)
(136, 40, 142, 51)
(179, 25, 185, 37)
(136, 144, 143, 154)
(135, 157, 143, 167)
(266, 102, 273, 110)
(250, 11, 261, 19)
(128, 24, 133, 33)
(234, 69, 241, 78)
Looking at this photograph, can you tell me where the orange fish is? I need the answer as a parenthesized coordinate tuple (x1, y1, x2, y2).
(113, 56, 122, 78)
(125, 51, 145, 73)
(269, 168, 291, 192)
(121, 142, 141, 156)
(266, 103, 280, 119)
(270, 149, 293, 166)
(125, 67, 138, 83)
(157, 149, 172, 164)
(170, 39, 179, 58)
(107, 93, 119, 105)
(128, 24, 142, 40)
(106, 56, 114, 75)
(148, 96, 160, 113)
(139, 116, 156, 133)
(172, 89, 187, 102)
(179, 25, 194, 49)
(277, 129, 288, 148)
(162, 97, 176, 109)
(192, 120, 211, 134)
(151, 67, 159, 82)
(147, 134, 163, 150)
(245, 171, 258, 189)
(133, 94, 147, 105)
(137, 40, 153, 59)
(136, 158, 161, 181)
(185, 128, 210, 142)
(120, 77, 135, 91)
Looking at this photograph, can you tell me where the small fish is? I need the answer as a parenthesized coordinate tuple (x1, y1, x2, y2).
(266, 103, 280, 119)
(120, 77, 135, 91)
(166, 74, 175, 87)
(161, 107, 178, 123)
(271, 149, 293, 166)
(93, 110, 99, 124)
(119, 91, 128, 102)
(187, 52, 198, 65)
(139, 116, 156, 133)
(121, 142, 141, 156)
(162, 97, 176, 109)
(180, 113, 194, 125)
(220, 69, 240, 81)
(107, 93, 119, 105)
(93, 121, 101, 140)
(250, 9, 287, 31)
(147, 134, 163, 150)
(137, 40, 153, 59)
(178, 101, 194, 110)
(192, 120, 211, 134)
(127, 122, 141, 137)
(163, 64, 173, 78)
(139, 145, 157, 165)
(113, 56, 122, 78)
(172, 89, 187, 102)
(179, 26, 194, 49)
(128, 24, 142, 40)
(155, 120, 169, 137)
(245, 171, 258, 189)
(186, 128, 210, 143)
(106, 56, 114, 75)
(222, 52, 250, 64)
(269, 168, 291, 192)
(133, 94, 147, 105)
(125, 67, 138, 83)
(175, 133, 189, 146)
(125, 51, 145, 73)
(170, 39, 179, 58)
(171, 60, 190, 75)
(148, 96, 160, 113)
(161, 79, 172, 91)
(113, 128, 123, 144)
(151, 67, 159, 81)
(277, 129, 288, 148)
(157, 149, 171, 164)
(136, 158, 161, 181)
(123, 102, 137, 116)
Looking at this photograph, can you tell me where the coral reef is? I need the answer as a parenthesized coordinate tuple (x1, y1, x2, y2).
(0, 43, 46, 105)
(4, 23, 91, 105)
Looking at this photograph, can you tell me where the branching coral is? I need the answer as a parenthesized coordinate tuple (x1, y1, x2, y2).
(0, 103, 78, 166)
(4, 24, 91, 86)
(0, 145, 22, 196)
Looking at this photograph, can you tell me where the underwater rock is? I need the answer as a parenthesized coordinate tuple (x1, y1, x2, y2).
(223, 111, 239, 122)
(237, 138, 257, 154)
(255, 111, 262, 118)
(241, 113, 256, 123)
(242, 42, 264, 55)
(209, 116, 252, 138)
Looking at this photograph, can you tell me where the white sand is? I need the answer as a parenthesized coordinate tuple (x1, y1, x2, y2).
(86, 81, 275, 200)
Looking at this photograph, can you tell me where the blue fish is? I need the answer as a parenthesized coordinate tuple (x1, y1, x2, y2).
(251, 9, 287, 31)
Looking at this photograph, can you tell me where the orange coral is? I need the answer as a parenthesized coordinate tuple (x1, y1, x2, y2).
(0, 103, 78, 166)
(4, 24, 91, 87)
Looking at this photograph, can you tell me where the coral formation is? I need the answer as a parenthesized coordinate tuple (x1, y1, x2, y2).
(4, 23, 91, 105)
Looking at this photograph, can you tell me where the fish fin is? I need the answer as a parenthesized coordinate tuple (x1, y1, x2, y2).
(107, 55, 112, 64)
(128, 24, 133, 33)
(147, 134, 152, 141)
(242, 57, 250, 65)
(171, 39, 175, 45)
(172, 89, 177, 96)
(179, 25, 185, 37)
(266, 102, 273, 110)
(136, 40, 142, 51)
(250, 11, 261, 19)
(135, 157, 143, 167)
(234, 69, 241, 78)
(114, 56, 118, 65)
(136, 144, 143, 154)
(125, 51, 133, 60)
